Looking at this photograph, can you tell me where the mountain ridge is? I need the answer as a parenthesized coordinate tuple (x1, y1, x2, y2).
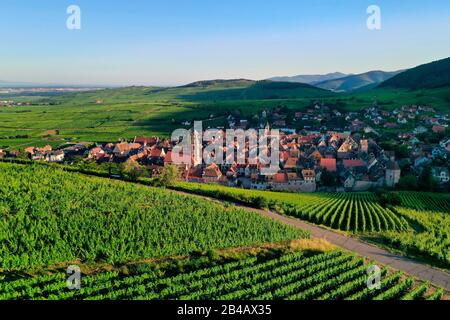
(268, 72, 348, 85)
(314, 70, 404, 92)
(379, 57, 450, 90)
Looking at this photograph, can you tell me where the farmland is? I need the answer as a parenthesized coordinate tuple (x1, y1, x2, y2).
(1, 82, 449, 150)
(174, 182, 450, 268)
(0, 162, 306, 270)
(0, 250, 444, 300)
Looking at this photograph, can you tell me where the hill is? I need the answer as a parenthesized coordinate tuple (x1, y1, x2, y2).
(0, 162, 304, 270)
(182, 79, 255, 88)
(268, 72, 348, 85)
(178, 80, 334, 101)
(315, 70, 403, 92)
(379, 56, 450, 90)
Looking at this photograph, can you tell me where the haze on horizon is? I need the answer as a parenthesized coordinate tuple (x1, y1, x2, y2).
(1, 0, 450, 87)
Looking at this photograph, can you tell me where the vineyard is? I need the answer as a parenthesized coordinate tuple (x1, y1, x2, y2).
(380, 207, 450, 267)
(0, 163, 306, 270)
(0, 251, 444, 300)
(394, 192, 450, 212)
(175, 183, 411, 232)
(174, 182, 450, 268)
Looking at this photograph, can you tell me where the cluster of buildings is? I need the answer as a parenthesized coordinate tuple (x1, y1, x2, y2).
(2, 103, 449, 193)
(363, 105, 448, 131)
(0, 129, 429, 193)
(0, 100, 29, 107)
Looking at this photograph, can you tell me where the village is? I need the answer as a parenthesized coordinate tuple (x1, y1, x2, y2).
(1, 103, 449, 192)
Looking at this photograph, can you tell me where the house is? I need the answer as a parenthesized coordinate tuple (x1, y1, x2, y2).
(89, 147, 106, 161)
(283, 157, 298, 170)
(413, 126, 428, 134)
(341, 171, 356, 190)
(432, 147, 448, 159)
(360, 139, 369, 153)
(134, 136, 158, 146)
(384, 122, 398, 129)
(440, 138, 450, 152)
(385, 160, 401, 187)
(113, 143, 131, 157)
(414, 156, 430, 168)
(337, 137, 358, 159)
(432, 167, 450, 184)
(320, 158, 337, 172)
(301, 169, 316, 182)
(343, 159, 365, 170)
(268, 172, 288, 184)
(309, 150, 323, 161)
(432, 125, 446, 134)
(45, 150, 65, 163)
(274, 120, 286, 127)
(202, 163, 223, 183)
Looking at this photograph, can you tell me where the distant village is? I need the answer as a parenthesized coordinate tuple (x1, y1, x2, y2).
(1, 103, 449, 192)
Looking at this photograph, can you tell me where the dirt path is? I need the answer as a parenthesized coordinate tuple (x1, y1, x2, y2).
(172, 189, 450, 291)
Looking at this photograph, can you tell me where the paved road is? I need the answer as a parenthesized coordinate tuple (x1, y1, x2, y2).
(256, 209, 450, 291)
(171, 189, 450, 291)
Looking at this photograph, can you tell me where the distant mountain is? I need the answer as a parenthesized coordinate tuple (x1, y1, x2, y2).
(182, 79, 255, 88)
(379, 57, 450, 90)
(178, 80, 333, 101)
(315, 70, 404, 92)
(268, 73, 348, 85)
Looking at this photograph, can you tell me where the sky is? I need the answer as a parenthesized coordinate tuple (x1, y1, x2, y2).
(1, 0, 449, 86)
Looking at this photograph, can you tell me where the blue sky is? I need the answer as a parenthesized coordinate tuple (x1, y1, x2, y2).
(1, 0, 449, 86)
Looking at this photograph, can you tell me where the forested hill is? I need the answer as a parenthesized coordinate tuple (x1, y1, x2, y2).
(379, 57, 450, 90)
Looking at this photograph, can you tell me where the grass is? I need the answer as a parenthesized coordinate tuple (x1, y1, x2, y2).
(1, 82, 449, 149)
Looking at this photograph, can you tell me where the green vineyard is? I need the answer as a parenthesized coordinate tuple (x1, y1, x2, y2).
(0, 163, 305, 270)
(395, 192, 450, 212)
(0, 251, 443, 300)
(175, 183, 411, 232)
(175, 183, 450, 267)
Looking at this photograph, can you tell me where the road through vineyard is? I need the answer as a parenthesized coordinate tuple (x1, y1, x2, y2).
(172, 189, 450, 291)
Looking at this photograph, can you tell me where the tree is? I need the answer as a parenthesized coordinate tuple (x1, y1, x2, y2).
(154, 164, 180, 187)
(320, 169, 338, 187)
(398, 174, 418, 190)
(418, 166, 438, 191)
(375, 189, 401, 207)
(121, 160, 145, 181)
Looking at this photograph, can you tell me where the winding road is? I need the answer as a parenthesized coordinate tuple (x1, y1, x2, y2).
(172, 189, 450, 291)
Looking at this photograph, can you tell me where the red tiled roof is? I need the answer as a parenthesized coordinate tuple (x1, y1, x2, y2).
(203, 163, 222, 178)
(272, 173, 287, 183)
(150, 149, 163, 157)
(320, 158, 337, 172)
(343, 159, 365, 168)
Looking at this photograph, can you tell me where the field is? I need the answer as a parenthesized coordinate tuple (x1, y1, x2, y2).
(0, 250, 444, 300)
(174, 182, 450, 268)
(0, 162, 306, 270)
(1, 82, 449, 149)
